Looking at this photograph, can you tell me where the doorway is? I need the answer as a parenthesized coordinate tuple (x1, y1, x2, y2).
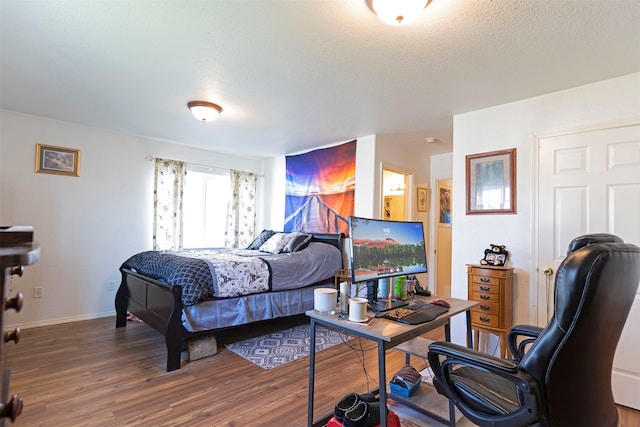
(382, 169, 407, 221)
(434, 178, 453, 297)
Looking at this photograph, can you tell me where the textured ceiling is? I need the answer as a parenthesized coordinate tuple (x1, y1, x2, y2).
(1, 0, 639, 159)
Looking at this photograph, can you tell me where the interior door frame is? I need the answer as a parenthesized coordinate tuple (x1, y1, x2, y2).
(379, 162, 415, 220)
(531, 117, 640, 326)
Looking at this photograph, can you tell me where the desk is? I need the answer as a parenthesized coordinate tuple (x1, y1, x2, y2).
(306, 297, 478, 427)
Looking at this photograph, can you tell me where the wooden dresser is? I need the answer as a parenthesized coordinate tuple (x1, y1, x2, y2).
(466, 264, 514, 358)
(0, 230, 40, 426)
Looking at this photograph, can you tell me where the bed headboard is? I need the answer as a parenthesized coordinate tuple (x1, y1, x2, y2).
(310, 233, 344, 252)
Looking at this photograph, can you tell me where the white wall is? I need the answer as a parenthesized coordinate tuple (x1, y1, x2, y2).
(449, 72, 640, 346)
(0, 110, 262, 328)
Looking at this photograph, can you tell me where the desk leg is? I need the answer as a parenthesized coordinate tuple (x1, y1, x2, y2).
(465, 311, 473, 348)
(307, 319, 317, 427)
(377, 341, 388, 427)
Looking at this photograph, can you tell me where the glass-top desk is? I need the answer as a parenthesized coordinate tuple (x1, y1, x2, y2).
(306, 297, 478, 427)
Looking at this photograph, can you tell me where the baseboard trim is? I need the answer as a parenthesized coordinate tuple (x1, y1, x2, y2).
(7, 311, 116, 330)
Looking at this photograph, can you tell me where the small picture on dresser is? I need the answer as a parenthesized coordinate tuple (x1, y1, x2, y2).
(35, 144, 81, 177)
(480, 244, 509, 266)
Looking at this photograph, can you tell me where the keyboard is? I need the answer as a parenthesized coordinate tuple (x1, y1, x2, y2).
(380, 303, 449, 325)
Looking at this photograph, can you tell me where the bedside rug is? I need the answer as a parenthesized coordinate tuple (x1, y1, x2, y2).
(226, 324, 350, 370)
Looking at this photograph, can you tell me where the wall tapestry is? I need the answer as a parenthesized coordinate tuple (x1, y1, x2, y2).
(284, 140, 356, 235)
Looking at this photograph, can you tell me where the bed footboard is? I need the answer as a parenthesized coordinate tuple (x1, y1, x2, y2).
(115, 267, 189, 371)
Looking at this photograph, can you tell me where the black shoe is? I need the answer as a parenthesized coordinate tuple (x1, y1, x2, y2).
(334, 392, 376, 422)
(343, 401, 384, 427)
(343, 401, 367, 427)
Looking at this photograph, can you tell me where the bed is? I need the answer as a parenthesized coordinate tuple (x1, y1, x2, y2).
(115, 231, 344, 371)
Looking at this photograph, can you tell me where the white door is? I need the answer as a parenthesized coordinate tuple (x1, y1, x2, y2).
(537, 123, 640, 409)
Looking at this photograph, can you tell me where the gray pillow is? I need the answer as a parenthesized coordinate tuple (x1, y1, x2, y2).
(282, 232, 312, 253)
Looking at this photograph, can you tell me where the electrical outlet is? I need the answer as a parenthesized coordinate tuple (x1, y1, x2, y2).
(33, 287, 43, 298)
(107, 280, 117, 291)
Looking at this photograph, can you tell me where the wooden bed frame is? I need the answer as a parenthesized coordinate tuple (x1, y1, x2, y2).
(115, 233, 344, 371)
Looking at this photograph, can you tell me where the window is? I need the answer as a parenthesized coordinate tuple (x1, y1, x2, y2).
(182, 166, 230, 248)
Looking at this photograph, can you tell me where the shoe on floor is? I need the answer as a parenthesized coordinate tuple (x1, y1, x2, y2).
(334, 392, 376, 422)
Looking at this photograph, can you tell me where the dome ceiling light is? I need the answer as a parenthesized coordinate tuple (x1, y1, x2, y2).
(187, 101, 223, 122)
(366, 0, 430, 26)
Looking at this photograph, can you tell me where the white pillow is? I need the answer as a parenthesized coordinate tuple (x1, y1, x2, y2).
(259, 232, 296, 254)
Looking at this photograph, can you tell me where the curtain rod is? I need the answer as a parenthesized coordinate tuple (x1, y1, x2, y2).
(145, 156, 262, 177)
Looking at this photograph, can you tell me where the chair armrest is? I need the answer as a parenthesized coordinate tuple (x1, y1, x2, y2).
(427, 341, 519, 373)
(508, 324, 544, 361)
(428, 341, 542, 427)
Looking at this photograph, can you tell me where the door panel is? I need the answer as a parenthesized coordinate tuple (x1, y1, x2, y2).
(538, 123, 640, 409)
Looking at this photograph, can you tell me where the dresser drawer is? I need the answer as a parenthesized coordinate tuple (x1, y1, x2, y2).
(472, 301, 500, 317)
(471, 282, 500, 295)
(471, 311, 500, 328)
(471, 290, 500, 303)
(471, 274, 500, 286)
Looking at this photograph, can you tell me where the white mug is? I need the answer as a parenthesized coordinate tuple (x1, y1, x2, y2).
(348, 297, 368, 322)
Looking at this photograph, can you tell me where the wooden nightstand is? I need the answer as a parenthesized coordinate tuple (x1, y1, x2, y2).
(466, 264, 514, 358)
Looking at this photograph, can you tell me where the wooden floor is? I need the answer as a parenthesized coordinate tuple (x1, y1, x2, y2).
(5, 316, 640, 427)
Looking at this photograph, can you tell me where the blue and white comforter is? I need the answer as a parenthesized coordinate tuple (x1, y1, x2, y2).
(121, 242, 341, 306)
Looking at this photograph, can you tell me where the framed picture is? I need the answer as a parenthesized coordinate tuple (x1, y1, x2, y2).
(35, 144, 81, 177)
(466, 148, 516, 215)
(438, 181, 451, 226)
(417, 187, 428, 212)
(480, 244, 509, 266)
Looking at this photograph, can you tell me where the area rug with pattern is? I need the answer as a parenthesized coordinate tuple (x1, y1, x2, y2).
(225, 323, 350, 370)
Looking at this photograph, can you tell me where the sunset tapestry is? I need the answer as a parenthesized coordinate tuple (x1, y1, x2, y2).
(284, 140, 356, 235)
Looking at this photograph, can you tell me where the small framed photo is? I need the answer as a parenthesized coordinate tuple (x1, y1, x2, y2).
(35, 144, 81, 177)
(466, 148, 516, 215)
(417, 187, 429, 212)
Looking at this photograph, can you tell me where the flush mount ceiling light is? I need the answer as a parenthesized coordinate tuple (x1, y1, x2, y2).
(187, 101, 223, 122)
(366, 0, 429, 26)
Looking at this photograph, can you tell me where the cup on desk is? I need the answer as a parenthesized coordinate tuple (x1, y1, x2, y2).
(348, 297, 368, 322)
(314, 288, 337, 315)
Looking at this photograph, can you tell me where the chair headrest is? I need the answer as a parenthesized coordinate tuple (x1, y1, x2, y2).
(566, 233, 623, 255)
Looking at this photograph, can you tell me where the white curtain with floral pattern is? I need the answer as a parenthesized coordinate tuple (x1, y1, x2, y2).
(225, 169, 257, 249)
(153, 158, 187, 250)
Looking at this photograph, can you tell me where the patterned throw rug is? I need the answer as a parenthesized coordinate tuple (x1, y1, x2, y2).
(226, 324, 349, 370)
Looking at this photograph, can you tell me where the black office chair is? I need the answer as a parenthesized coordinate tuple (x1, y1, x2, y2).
(427, 234, 640, 427)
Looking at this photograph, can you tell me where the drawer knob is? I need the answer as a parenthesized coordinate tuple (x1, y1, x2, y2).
(480, 286, 490, 292)
(480, 316, 490, 323)
(10, 266, 24, 277)
(480, 277, 490, 283)
(480, 305, 490, 311)
(479, 295, 490, 300)
(0, 394, 23, 421)
(4, 293, 24, 312)
(4, 327, 21, 344)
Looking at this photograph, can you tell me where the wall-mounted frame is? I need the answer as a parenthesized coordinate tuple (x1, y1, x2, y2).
(466, 148, 516, 215)
(35, 144, 81, 177)
(417, 187, 429, 212)
(438, 181, 451, 227)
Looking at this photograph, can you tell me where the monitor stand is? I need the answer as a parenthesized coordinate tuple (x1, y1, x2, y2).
(366, 279, 408, 312)
(369, 298, 408, 313)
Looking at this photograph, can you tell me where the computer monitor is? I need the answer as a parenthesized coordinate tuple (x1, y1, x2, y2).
(348, 216, 428, 310)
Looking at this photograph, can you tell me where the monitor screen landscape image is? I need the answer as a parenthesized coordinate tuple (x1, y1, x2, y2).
(348, 216, 428, 284)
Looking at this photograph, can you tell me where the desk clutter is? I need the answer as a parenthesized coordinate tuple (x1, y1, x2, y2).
(389, 365, 421, 397)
